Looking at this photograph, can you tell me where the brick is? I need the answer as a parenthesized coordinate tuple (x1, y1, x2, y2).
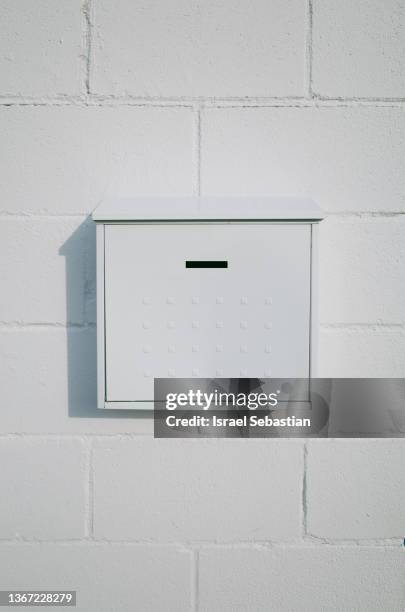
(0, 106, 193, 214)
(319, 329, 405, 377)
(0, 329, 153, 435)
(307, 440, 405, 539)
(0, 218, 87, 325)
(325, 379, 405, 437)
(0, 439, 85, 539)
(92, 0, 306, 97)
(0, 0, 82, 96)
(0, 544, 191, 611)
(319, 217, 405, 324)
(199, 547, 405, 611)
(93, 438, 303, 541)
(201, 107, 405, 212)
(313, 0, 405, 98)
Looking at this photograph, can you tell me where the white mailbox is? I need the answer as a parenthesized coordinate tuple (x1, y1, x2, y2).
(92, 198, 323, 409)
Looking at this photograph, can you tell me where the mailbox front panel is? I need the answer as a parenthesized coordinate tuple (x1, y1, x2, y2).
(104, 223, 311, 403)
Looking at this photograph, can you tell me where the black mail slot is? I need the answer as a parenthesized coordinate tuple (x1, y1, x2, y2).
(185, 260, 228, 268)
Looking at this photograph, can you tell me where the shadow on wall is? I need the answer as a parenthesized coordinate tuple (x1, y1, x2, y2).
(59, 217, 149, 420)
(59, 223, 405, 433)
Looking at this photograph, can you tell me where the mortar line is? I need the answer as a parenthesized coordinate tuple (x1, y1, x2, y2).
(325, 211, 405, 218)
(191, 549, 199, 612)
(0, 322, 96, 329)
(0, 538, 401, 547)
(193, 105, 202, 197)
(82, 0, 92, 96)
(0, 539, 196, 548)
(306, 0, 314, 99)
(1, 96, 405, 108)
(0, 97, 195, 108)
(321, 323, 405, 331)
(84, 440, 91, 538)
(0, 212, 89, 219)
(0, 433, 403, 442)
(2, 321, 405, 332)
(302, 442, 308, 537)
(0, 434, 154, 439)
(205, 97, 405, 108)
(88, 440, 95, 539)
(0, 211, 404, 220)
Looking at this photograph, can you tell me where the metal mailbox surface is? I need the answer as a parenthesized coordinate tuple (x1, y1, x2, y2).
(104, 223, 311, 404)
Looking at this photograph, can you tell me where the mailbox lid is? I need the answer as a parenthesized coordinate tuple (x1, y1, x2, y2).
(104, 223, 311, 403)
(93, 197, 323, 222)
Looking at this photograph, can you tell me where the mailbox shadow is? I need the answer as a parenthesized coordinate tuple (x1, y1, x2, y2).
(60, 217, 149, 419)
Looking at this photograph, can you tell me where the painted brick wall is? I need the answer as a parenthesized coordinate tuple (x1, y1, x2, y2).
(0, 1, 404, 610)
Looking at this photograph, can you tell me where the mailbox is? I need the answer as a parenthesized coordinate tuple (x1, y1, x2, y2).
(92, 197, 323, 409)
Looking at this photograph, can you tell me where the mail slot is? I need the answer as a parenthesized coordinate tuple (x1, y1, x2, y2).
(186, 260, 228, 268)
(92, 197, 323, 409)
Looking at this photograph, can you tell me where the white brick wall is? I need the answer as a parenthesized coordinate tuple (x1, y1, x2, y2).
(319, 217, 405, 324)
(0, 544, 191, 611)
(0, 107, 194, 215)
(307, 440, 405, 539)
(199, 548, 405, 611)
(0, 1, 404, 610)
(0, 1, 83, 96)
(0, 218, 86, 324)
(93, 439, 303, 542)
(0, 439, 86, 539)
(92, 0, 307, 97)
(312, 0, 405, 98)
(201, 107, 405, 212)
